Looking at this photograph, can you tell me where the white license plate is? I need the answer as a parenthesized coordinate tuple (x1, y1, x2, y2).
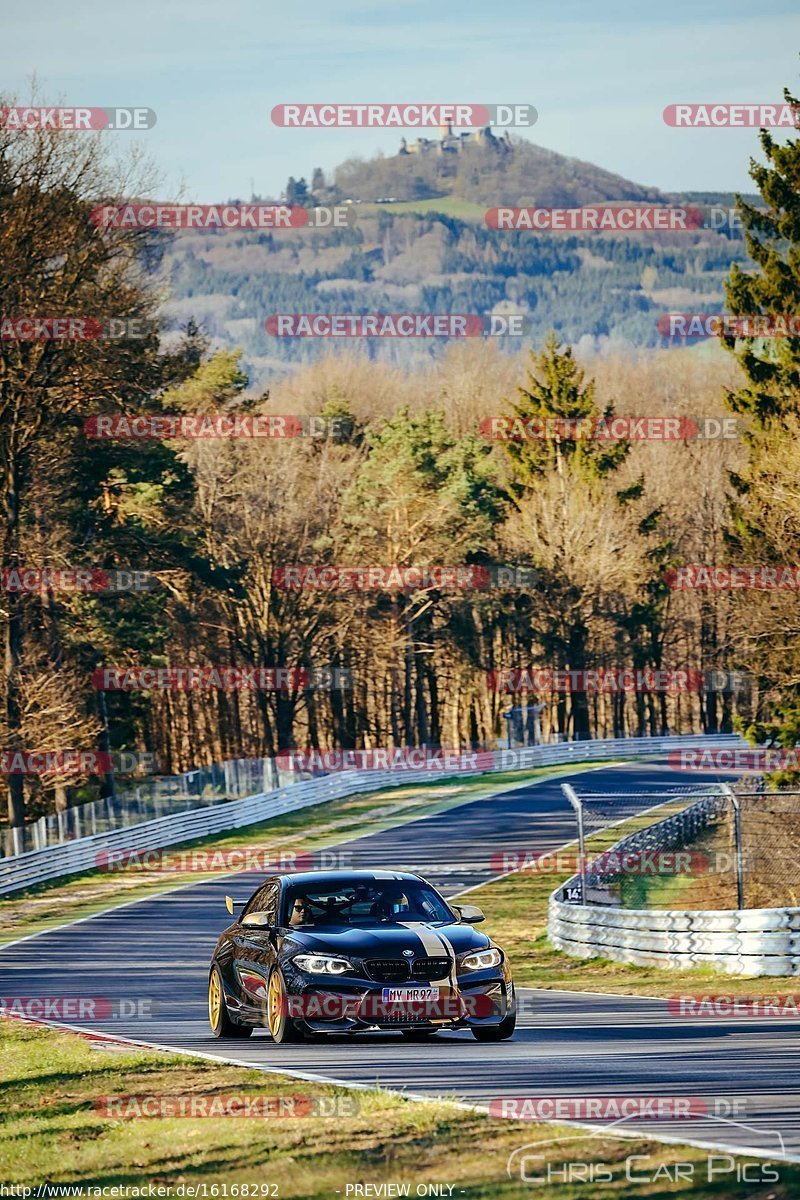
(381, 986, 440, 1003)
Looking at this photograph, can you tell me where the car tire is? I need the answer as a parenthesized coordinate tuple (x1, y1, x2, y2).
(266, 966, 305, 1044)
(470, 992, 517, 1042)
(208, 965, 253, 1039)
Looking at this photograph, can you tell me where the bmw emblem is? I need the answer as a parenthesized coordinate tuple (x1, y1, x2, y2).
(403, 950, 414, 958)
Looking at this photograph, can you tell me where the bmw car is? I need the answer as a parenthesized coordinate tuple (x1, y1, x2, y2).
(208, 869, 516, 1042)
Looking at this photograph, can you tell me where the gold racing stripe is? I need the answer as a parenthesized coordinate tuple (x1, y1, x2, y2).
(399, 921, 458, 992)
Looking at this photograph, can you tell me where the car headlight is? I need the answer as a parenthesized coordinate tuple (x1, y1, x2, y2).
(460, 947, 503, 971)
(292, 954, 354, 975)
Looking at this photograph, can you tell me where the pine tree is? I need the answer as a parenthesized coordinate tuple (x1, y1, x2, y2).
(724, 85, 800, 425)
(721, 82, 800, 768)
(502, 332, 628, 492)
(500, 335, 667, 740)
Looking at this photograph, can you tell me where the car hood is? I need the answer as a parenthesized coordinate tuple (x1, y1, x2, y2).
(283, 921, 488, 959)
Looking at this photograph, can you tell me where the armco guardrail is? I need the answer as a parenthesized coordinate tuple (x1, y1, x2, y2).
(2, 756, 296, 858)
(549, 778, 800, 977)
(0, 733, 744, 897)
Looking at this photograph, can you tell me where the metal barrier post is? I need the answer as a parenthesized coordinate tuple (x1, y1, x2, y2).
(722, 783, 745, 910)
(561, 782, 587, 904)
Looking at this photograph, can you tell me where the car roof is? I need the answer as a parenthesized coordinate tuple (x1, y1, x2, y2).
(278, 869, 423, 887)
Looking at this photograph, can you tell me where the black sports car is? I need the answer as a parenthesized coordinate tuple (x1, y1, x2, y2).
(208, 869, 516, 1042)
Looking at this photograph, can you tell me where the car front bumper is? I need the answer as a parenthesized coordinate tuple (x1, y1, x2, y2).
(225, 959, 514, 1033)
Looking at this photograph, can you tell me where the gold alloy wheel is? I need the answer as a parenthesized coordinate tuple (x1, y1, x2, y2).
(208, 969, 222, 1029)
(267, 969, 283, 1038)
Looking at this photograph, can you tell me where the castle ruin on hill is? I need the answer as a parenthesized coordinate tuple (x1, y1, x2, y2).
(399, 122, 512, 156)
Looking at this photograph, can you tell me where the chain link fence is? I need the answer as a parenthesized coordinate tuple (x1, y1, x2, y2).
(722, 782, 800, 909)
(562, 780, 800, 910)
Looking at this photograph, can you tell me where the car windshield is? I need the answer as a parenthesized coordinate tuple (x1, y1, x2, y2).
(283, 880, 453, 927)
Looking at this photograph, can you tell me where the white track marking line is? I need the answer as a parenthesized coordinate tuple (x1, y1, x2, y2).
(5, 1009, 795, 1164)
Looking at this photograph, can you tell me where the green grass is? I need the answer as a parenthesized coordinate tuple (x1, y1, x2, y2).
(0, 761, 609, 947)
(3, 1021, 794, 1197)
(357, 196, 488, 221)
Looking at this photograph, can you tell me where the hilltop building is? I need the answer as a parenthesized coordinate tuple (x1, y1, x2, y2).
(399, 122, 512, 156)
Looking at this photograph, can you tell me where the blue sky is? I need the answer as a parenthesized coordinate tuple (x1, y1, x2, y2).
(4, 0, 799, 199)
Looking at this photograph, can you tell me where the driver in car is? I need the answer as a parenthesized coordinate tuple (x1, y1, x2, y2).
(289, 897, 313, 927)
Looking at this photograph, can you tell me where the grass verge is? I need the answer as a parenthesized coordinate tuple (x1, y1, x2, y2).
(2, 1020, 795, 1197)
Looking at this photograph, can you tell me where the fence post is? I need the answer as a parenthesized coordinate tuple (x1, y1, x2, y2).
(722, 783, 745, 910)
(561, 783, 587, 904)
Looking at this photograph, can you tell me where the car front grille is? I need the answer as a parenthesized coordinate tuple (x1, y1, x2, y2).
(365, 956, 452, 983)
(411, 956, 451, 981)
(365, 959, 410, 982)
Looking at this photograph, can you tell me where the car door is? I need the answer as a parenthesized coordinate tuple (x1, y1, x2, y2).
(233, 879, 281, 970)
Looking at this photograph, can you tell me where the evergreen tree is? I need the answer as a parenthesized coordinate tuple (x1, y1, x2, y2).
(502, 332, 628, 493)
(724, 84, 800, 425)
(285, 176, 308, 206)
(500, 336, 666, 740)
(721, 82, 800, 768)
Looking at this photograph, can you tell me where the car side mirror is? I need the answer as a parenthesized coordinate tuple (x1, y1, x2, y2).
(454, 903, 485, 923)
(241, 911, 274, 928)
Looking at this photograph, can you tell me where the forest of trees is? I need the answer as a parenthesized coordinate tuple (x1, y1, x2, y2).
(163, 207, 751, 377)
(2, 84, 800, 829)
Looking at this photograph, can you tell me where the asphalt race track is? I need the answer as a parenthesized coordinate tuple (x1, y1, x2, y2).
(3, 759, 798, 1164)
